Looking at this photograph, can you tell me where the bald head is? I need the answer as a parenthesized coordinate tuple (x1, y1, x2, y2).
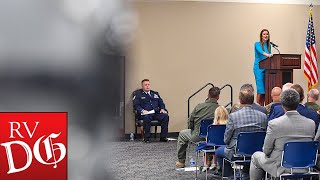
(282, 83, 293, 92)
(308, 89, 319, 102)
(271, 87, 281, 102)
(271, 87, 281, 96)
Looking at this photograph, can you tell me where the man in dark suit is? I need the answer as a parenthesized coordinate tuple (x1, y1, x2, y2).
(133, 79, 169, 143)
(268, 84, 320, 130)
(215, 84, 267, 178)
(230, 84, 267, 114)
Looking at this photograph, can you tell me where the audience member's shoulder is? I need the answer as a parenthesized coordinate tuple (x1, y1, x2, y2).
(272, 104, 283, 111)
(252, 103, 267, 114)
(230, 103, 241, 113)
(270, 102, 281, 109)
(253, 107, 268, 118)
(229, 106, 243, 116)
(231, 105, 264, 116)
(304, 105, 318, 113)
(300, 105, 319, 116)
(133, 89, 143, 96)
(265, 102, 272, 109)
(301, 115, 317, 123)
(268, 114, 286, 126)
(194, 100, 207, 109)
(150, 90, 159, 94)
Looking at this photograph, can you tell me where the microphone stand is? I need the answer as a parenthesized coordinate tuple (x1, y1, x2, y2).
(272, 45, 280, 54)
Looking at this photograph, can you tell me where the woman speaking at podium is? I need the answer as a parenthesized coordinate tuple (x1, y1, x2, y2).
(254, 29, 273, 106)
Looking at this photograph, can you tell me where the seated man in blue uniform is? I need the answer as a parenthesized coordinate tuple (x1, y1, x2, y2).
(133, 79, 169, 143)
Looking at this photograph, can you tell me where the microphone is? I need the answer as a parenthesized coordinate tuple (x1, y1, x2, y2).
(270, 41, 280, 54)
(270, 42, 278, 48)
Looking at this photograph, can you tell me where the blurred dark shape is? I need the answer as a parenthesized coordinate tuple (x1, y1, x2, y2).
(0, 0, 134, 179)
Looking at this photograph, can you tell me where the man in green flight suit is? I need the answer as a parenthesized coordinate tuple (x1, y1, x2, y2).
(175, 86, 220, 168)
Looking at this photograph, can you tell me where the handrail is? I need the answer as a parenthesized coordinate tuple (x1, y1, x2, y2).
(187, 83, 233, 118)
(188, 83, 214, 117)
(220, 84, 233, 109)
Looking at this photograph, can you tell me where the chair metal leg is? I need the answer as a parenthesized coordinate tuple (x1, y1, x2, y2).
(154, 126, 157, 138)
(195, 151, 198, 179)
(205, 152, 208, 180)
(222, 158, 225, 180)
(233, 162, 236, 180)
(265, 171, 267, 180)
(135, 125, 137, 138)
(206, 165, 208, 180)
(187, 142, 190, 166)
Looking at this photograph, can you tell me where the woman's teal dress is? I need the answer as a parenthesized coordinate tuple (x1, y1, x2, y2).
(253, 42, 271, 94)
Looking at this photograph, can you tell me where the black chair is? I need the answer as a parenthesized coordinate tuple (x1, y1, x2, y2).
(132, 89, 162, 140)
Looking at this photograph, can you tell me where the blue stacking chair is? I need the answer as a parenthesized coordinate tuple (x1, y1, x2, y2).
(188, 118, 213, 149)
(195, 124, 226, 180)
(277, 141, 319, 180)
(222, 131, 266, 180)
(205, 124, 226, 147)
(187, 118, 213, 178)
(198, 118, 214, 139)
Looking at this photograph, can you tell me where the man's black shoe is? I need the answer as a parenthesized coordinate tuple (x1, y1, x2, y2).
(160, 138, 168, 142)
(144, 139, 150, 143)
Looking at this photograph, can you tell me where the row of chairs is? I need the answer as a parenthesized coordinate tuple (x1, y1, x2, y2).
(193, 119, 320, 180)
(196, 123, 226, 180)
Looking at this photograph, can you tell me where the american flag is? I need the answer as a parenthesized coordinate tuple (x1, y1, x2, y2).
(304, 8, 318, 90)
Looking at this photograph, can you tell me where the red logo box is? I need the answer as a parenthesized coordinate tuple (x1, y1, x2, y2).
(0, 112, 67, 180)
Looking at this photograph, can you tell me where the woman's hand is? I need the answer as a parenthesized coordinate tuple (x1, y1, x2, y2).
(267, 54, 273, 58)
(263, 52, 273, 58)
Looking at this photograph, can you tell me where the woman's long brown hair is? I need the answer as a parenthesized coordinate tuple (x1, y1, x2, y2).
(260, 29, 271, 53)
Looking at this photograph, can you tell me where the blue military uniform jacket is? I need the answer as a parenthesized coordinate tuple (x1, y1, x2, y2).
(133, 89, 166, 114)
(268, 103, 320, 130)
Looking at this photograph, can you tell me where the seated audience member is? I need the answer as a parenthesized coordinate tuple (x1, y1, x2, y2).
(230, 83, 267, 114)
(133, 79, 169, 143)
(265, 87, 281, 117)
(305, 89, 320, 112)
(250, 89, 315, 180)
(282, 82, 293, 91)
(268, 84, 320, 129)
(201, 106, 229, 171)
(175, 87, 220, 168)
(267, 83, 293, 119)
(215, 84, 267, 178)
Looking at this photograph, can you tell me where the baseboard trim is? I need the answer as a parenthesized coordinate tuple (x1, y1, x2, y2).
(122, 132, 179, 141)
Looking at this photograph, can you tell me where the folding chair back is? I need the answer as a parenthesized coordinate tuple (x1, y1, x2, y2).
(236, 131, 266, 156)
(222, 131, 266, 180)
(206, 124, 226, 147)
(199, 118, 213, 138)
(282, 141, 319, 168)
